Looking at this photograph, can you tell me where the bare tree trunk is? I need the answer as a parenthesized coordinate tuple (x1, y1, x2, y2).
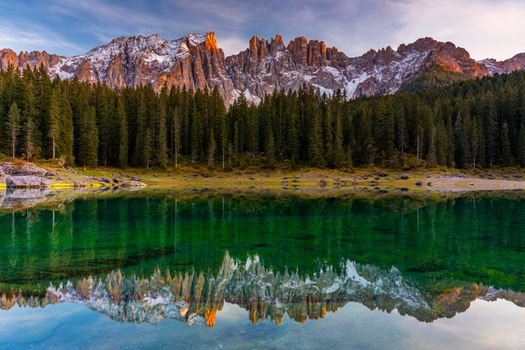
(52, 137, 56, 160)
(416, 134, 420, 159)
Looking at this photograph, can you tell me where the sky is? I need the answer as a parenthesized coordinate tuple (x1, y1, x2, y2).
(1, 0, 525, 60)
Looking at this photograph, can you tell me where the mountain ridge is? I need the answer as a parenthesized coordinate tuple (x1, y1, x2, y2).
(1, 32, 524, 104)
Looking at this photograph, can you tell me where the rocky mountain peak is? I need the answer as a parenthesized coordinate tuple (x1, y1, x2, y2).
(203, 32, 219, 52)
(1, 33, 524, 105)
(478, 52, 525, 75)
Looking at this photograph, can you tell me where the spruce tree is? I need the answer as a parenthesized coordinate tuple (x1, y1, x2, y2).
(172, 107, 181, 169)
(265, 128, 276, 168)
(117, 96, 128, 167)
(25, 114, 36, 161)
(208, 127, 216, 169)
(156, 89, 168, 168)
(48, 89, 60, 160)
(8, 102, 20, 158)
(519, 123, 525, 167)
(76, 105, 99, 167)
(501, 122, 512, 166)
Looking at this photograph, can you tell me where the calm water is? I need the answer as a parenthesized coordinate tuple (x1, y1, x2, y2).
(1, 191, 525, 349)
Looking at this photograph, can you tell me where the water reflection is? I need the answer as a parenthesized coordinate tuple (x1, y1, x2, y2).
(1, 192, 525, 329)
(0, 188, 50, 209)
(2, 253, 524, 327)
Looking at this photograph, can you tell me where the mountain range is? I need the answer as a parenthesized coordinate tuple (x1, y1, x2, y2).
(1, 32, 525, 104)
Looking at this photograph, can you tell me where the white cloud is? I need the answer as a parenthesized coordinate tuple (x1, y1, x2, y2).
(218, 35, 248, 56)
(389, 0, 525, 60)
(0, 23, 83, 54)
(2, 0, 525, 60)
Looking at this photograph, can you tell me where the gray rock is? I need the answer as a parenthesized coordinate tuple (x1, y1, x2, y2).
(121, 180, 146, 188)
(6, 176, 51, 189)
(73, 180, 87, 188)
(1, 162, 48, 177)
(100, 176, 111, 183)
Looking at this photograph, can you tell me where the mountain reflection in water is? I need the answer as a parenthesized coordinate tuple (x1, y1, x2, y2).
(2, 253, 524, 327)
(1, 192, 525, 329)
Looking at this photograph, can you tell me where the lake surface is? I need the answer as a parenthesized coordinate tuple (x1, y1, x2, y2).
(1, 191, 525, 349)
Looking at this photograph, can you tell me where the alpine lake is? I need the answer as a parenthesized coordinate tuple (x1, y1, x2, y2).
(1, 188, 525, 350)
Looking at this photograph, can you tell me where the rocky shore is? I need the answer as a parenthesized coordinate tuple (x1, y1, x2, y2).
(0, 161, 147, 209)
(0, 161, 146, 190)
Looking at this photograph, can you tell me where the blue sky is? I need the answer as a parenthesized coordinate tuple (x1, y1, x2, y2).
(1, 0, 525, 60)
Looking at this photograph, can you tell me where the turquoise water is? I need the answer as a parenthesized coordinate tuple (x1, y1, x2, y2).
(1, 191, 525, 349)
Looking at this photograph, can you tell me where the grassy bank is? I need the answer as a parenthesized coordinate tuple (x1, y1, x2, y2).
(3, 158, 525, 193)
(42, 162, 525, 192)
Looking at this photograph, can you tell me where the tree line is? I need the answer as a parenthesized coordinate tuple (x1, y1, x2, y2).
(1, 65, 525, 169)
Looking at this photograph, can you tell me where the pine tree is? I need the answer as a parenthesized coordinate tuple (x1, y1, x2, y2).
(332, 110, 344, 168)
(48, 89, 60, 160)
(191, 105, 203, 165)
(519, 122, 525, 167)
(426, 126, 437, 167)
(287, 110, 300, 166)
(25, 114, 36, 161)
(59, 87, 74, 165)
(8, 102, 20, 158)
(307, 92, 324, 166)
(265, 128, 276, 168)
(396, 101, 408, 167)
(208, 127, 216, 169)
(172, 107, 181, 169)
(76, 105, 99, 167)
(117, 96, 128, 167)
(156, 89, 168, 168)
(501, 121, 512, 166)
(144, 129, 152, 169)
(133, 90, 147, 167)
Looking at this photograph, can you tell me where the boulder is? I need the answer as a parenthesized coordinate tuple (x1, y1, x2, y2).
(100, 176, 111, 183)
(73, 180, 87, 188)
(6, 176, 51, 189)
(121, 180, 146, 188)
(1, 162, 48, 177)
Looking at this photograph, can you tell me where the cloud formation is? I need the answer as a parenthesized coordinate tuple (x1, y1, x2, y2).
(0, 0, 524, 60)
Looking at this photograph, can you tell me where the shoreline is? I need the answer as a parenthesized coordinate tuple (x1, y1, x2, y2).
(2, 164, 525, 212)
(2, 160, 525, 194)
(75, 166, 525, 193)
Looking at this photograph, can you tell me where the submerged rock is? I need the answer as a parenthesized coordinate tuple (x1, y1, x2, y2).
(6, 176, 51, 189)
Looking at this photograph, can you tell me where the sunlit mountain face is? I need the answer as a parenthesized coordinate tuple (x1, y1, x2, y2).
(1, 192, 525, 329)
